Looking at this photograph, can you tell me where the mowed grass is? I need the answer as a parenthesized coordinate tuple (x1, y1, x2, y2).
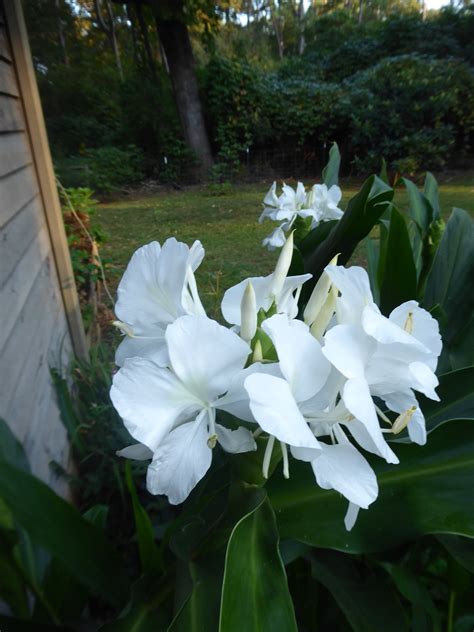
(97, 175, 474, 319)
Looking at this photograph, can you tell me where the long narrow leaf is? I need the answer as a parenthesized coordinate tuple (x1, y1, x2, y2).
(219, 497, 297, 632)
(268, 421, 474, 553)
(0, 459, 129, 608)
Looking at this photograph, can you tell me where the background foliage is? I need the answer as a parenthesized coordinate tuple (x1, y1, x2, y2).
(26, 1, 474, 189)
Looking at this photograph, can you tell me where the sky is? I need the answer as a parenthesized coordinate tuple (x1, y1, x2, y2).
(425, 0, 451, 8)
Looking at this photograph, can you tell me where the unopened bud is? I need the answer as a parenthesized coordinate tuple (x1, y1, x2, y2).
(310, 285, 337, 339)
(304, 254, 339, 326)
(240, 282, 257, 343)
(392, 406, 417, 434)
(269, 231, 294, 298)
(252, 339, 264, 363)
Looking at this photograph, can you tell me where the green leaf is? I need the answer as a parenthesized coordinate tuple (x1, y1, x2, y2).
(310, 551, 409, 632)
(378, 207, 418, 315)
(0, 459, 129, 608)
(379, 158, 389, 184)
(424, 208, 474, 348)
(365, 237, 380, 304)
(125, 462, 161, 574)
(382, 564, 441, 632)
(268, 421, 474, 553)
(322, 142, 341, 188)
(102, 574, 173, 632)
(418, 367, 474, 432)
(403, 178, 432, 236)
(219, 497, 297, 632)
(0, 531, 29, 618)
(436, 534, 474, 574)
(304, 176, 393, 290)
(423, 172, 441, 221)
(168, 554, 223, 632)
(0, 419, 30, 473)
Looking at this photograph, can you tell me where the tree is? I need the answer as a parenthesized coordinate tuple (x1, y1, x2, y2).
(149, 0, 214, 172)
(94, 0, 124, 79)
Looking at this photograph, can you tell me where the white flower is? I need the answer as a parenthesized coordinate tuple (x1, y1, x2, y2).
(308, 184, 343, 222)
(244, 314, 378, 523)
(111, 315, 258, 505)
(322, 265, 442, 445)
(260, 182, 344, 250)
(113, 239, 206, 367)
(222, 233, 311, 326)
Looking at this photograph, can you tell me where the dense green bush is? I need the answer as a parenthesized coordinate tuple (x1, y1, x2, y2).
(204, 52, 474, 175)
(346, 54, 474, 172)
(56, 145, 146, 193)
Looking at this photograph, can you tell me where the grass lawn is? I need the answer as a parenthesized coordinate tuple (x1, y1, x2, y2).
(97, 174, 474, 319)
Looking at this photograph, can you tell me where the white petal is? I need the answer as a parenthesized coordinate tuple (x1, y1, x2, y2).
(115, 239, 190, 328)
(262, 226, 287, 250)
(325, 265, 374, 325)
(322, 324, 376, 379)
(245, 374, 320, 449)
(216, 424, 256, 454)
(328, 185, 342, 205)
(115, 333, 168, 367)
(276, 274, 312, 318)
(217, 362, 282, 422)
(222, 276, 273, 326)
(263, 314, 331, 402)
(110, 357, 201, 452)
(389, 301, 442, 370)
(409, 362, 440, 401)
(344, 502, 361, 531)
(311, 442, 378, 508)
(221, 274, 311, 326)
(188, 240, 205, 271)
(116, 443, 153, 460)
(343, 377, 399, 464)
(263, 181, 279, 209)
(146, 412, 211, 504)
(166, 315, 250, 403)
(362, 305, 429, 353)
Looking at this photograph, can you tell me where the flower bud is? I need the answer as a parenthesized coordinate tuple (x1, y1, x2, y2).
(304, 255, 339, 326)
(240, 282, 257, 343)
(269, 231, 294, 298)
(252, 339, 263, 363)
(310, 285, 337, 339)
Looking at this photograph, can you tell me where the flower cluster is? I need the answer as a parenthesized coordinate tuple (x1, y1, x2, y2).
(110, 231, 441, 530)
(260, 181, 344, 250)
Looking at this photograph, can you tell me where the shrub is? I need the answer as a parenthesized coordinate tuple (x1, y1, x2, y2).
(56, 145, 145, 193)
(345, 54, 474, 171)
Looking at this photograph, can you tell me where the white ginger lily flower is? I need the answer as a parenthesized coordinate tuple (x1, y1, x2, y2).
(111, 315, 261, 505)
(113, 239, 206, 367)
(244, 315, 378, 527)
(222, 232, 311, 326)
(307, 184, 344, 223)
(322, 265, 442, 446)
(260, 182, 344, 250)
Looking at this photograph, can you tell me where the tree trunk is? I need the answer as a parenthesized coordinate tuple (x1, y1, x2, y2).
(94, 0, 124, 79)
(55, 0, 69, 66)
(136, 3, 156, 78)
(298, 0, 306, 56)
(358, 0, 364, 24)
(153, 8, 213, 173)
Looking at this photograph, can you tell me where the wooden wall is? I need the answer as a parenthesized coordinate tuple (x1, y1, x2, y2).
(0, 1, 87, 491)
